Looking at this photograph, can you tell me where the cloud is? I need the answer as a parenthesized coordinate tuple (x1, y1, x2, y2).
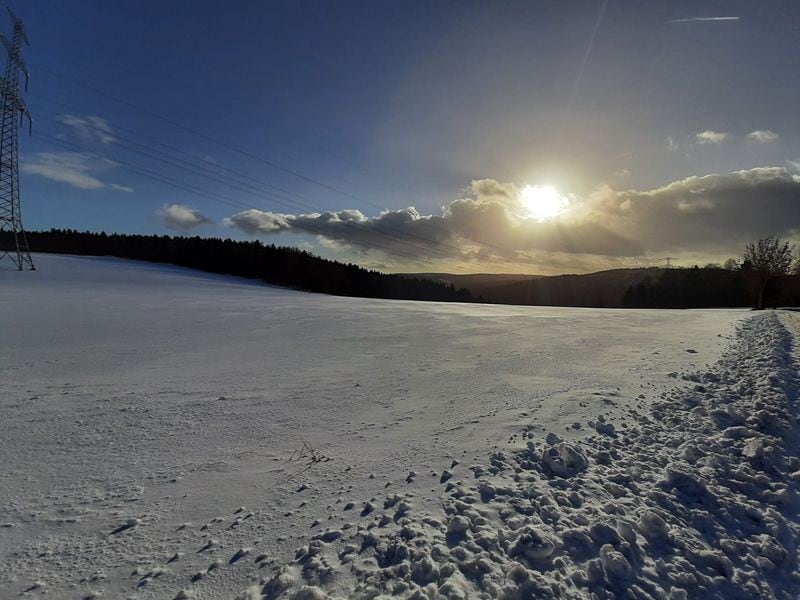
(59, 114, 115, 144)
(22, 152, 134, 192)
(664, 136, 678, 151)
(23, 152, 105, 190)
(223, 209, 292, 234)
(746, 130, 779, 143)
(160, 203, 213, 230)
(612, 169, 631, 182)
(695, 130, 729, 145)
(222, 169, 800, 272)
(583, 167, 800, 254)
(668, 16, 739, 23)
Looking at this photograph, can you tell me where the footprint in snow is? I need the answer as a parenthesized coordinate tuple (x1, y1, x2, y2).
(196, 539, 217, 553)
(229, 547, 250, 564)
(190, 570, 205, 583)
(110, 518, 140, 535)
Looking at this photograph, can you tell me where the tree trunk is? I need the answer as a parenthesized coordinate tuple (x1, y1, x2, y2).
(757, 278, 768, 310)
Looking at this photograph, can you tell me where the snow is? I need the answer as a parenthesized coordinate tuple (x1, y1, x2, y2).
(4, 253, 797, 598)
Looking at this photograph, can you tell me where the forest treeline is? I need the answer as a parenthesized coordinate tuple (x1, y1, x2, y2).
(7, 230, 800, 308)
(3, 229, 475, 303)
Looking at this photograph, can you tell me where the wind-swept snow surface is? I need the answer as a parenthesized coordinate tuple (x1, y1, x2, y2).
(2, 254, 791, 599)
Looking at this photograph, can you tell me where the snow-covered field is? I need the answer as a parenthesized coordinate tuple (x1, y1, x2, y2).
(2, 254, 798, 599)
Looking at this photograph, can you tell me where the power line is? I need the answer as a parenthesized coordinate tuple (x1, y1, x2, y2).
(29, 69, 521, 263)
(28, 116, 482, 269)
(28, 91, 517, 263)
(31, 130, 486, 274)
(33, 63, 367, 203)
(28, 100, 521, 271)
(29, 91, 337, 207)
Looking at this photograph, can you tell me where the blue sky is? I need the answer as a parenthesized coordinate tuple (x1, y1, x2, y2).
(12, 0, 800, 273)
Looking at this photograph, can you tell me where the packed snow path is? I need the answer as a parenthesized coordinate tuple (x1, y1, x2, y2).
(0, 254, 767, 598)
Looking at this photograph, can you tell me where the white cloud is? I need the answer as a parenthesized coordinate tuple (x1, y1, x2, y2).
(22, 152, 105, 190)
(695, 130, 729, 145)
(22, 152, 134, 192)
(746, 130, 779, 143)
(222, 209, 292, 234)
(160, 203, 213, 231)
(664, 136, 678, 151)
(59, 114, 115, 144)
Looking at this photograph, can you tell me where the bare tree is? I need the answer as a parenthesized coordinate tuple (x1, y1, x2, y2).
(743, 237, 795, 309)
(722, 257, 739, 271)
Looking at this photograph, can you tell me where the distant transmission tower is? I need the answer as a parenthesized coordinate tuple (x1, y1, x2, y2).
(655, 256, 674, 268)
(0, 8, 33, 270)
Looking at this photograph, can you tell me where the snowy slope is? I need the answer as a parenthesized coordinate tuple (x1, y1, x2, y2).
(0, 254, 779, 599)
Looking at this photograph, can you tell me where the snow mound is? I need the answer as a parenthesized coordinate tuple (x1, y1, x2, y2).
(243, 313, 800, 599)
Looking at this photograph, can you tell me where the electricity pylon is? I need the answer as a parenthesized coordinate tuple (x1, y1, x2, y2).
(0, 7, 33, 270)
(654, 256, 674, 268)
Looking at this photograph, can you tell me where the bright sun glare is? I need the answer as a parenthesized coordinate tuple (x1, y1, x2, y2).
(520, 185, 567, 221)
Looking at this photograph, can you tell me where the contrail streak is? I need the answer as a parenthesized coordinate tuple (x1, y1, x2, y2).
(566, 0, 608, 115)
(668, 16, 740, 23)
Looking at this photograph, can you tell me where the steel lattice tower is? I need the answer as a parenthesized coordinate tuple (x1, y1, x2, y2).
(0, 8, 32, 270)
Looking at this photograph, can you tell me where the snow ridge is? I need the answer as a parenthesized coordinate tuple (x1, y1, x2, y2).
(243, 313, 800, 600)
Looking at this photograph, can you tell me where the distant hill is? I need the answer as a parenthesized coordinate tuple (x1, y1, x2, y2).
(405, 273, 543, 301)
(484, 268, 668, 307)
(411, 267, 800, 309)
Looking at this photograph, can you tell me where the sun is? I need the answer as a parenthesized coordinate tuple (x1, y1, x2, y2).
(520, 185, 568, 220)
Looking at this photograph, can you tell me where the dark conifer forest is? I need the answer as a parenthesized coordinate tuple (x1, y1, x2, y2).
(3, 229, 475, 303)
